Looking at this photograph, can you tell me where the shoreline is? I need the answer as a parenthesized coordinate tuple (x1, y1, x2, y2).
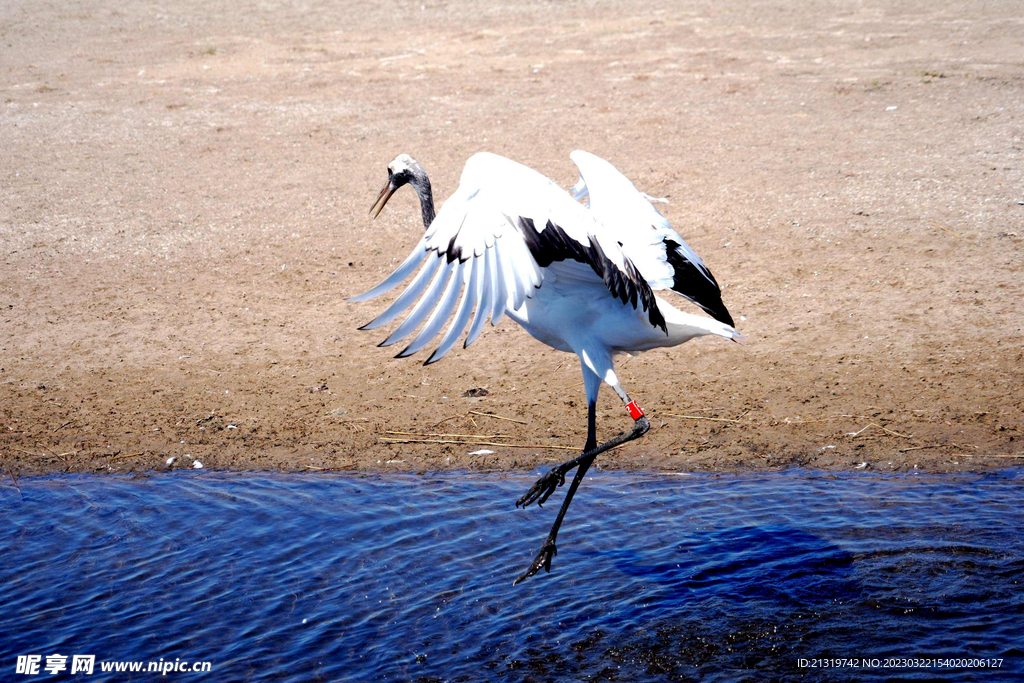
(6, 458, 1022, 483)
(4, 424, 1020, 478)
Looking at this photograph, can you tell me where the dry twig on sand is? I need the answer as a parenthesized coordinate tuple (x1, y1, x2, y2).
(379, 437, 576, 451)
(928, 221, 961, 239)
(664, 413, 747, 423)
(469, 410, 528, 425)
(779, 414, 872, 424)
(899, 444, 943, 453)
(430, 414, 463, 429)
(899, 443, 976, 453)
(846, 423, 913, 439)
(384, 430, 506, 439)
(108, 451, 146, 461)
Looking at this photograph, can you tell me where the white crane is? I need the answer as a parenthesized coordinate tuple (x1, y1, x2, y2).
(352, 151, 738, 584)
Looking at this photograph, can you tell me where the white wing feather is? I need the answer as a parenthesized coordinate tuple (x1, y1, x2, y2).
(351, 152, 666, 362)
(357, 254, 440, 331)
(351, 153, 588, 362)
(464, 246, 494, 348)
(377, 259, 455, 347)
(427, 257, 480, 364)
(396, 260, 466, 358)
(569, 150, 715, 290)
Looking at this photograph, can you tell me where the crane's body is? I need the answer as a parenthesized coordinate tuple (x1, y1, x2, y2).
(354, 150, 737, 583)
(510, 285, 734, 356)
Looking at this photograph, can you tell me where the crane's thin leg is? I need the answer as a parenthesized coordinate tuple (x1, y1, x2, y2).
(514, 367, 649, 585)
(585, 397, 598, 453)
(513, 412, 648, 585)
(515, 399, 596, 509)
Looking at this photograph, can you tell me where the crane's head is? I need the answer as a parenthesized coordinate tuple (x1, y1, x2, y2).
(369, 154, 427, 219)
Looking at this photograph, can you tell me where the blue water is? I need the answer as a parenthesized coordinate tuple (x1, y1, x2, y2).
(1, 470, 1022, 682)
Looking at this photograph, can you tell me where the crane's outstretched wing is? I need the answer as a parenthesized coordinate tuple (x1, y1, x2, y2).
(350, 152, 665, 364)
(569, 150, 734, 327)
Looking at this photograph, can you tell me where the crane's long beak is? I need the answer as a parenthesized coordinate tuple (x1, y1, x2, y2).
(369, 178, 398, 219)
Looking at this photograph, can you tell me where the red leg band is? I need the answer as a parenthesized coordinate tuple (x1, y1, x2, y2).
(625, 400, 644, 420)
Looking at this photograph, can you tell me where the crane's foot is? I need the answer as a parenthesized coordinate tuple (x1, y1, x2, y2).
(515, 418, 649, 509)
(512, 412, 651, 586)
(512, 538, 557, 585)
(516, 466, 567, 508)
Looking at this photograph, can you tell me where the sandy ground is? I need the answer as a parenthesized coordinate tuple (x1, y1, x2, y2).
(1, 0, 1022, 477)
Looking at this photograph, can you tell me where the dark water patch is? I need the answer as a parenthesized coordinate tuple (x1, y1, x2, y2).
(0, 470, 1021, 681)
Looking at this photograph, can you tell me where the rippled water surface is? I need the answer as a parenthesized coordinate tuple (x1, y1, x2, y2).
(1, 470, 1022, 681)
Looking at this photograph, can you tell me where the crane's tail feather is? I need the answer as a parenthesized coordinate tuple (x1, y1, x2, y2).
(379, 259, 455, 347)
(358, 253, 441, 331)
(667, 313, 741, 343)
(347, 247, 427, 303)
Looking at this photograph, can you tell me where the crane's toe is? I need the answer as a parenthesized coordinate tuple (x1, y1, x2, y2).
(512, 539, 557, 585)
(516, 467, 566, 508)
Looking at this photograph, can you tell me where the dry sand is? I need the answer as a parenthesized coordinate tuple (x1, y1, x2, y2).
(2, 0, 1022, 477)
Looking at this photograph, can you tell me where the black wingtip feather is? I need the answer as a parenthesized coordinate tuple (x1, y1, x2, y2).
(516, 216, 667, 331)
(663, 237, 734, 327)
